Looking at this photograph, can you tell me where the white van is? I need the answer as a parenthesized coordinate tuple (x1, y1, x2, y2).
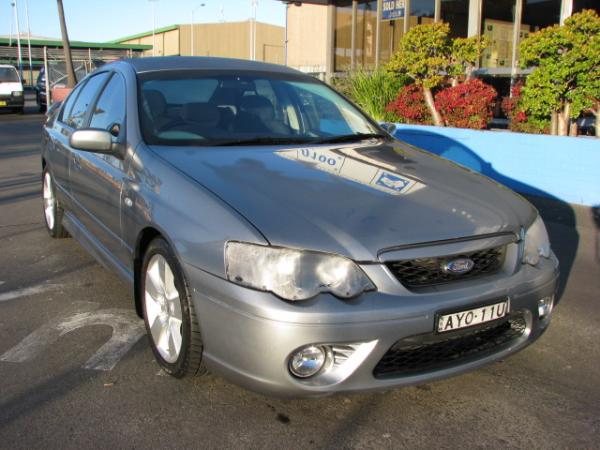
(0, 65, 24, 113)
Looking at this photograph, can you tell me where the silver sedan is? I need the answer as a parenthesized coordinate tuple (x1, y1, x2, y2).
(41, 57, 559, 397)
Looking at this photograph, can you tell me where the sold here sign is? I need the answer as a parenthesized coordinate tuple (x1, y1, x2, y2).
(382, 0, 406, 20)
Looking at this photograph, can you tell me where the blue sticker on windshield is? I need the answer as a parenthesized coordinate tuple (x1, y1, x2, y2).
(375, 172, 411, 192)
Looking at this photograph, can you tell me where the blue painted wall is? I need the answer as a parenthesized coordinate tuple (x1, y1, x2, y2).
(393, 124, 600, 206)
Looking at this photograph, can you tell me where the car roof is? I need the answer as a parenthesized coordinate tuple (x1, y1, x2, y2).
(121, 56, 302, 76)
(0, 64, 17, 69)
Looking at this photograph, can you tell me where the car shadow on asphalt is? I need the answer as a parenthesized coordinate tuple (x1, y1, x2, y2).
(0, 341, 147, 430)
(592, 205, 600, 264)
(393, 129, 579, 301)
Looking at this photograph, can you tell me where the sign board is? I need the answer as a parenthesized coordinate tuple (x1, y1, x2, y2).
(382, 0, 406, 21)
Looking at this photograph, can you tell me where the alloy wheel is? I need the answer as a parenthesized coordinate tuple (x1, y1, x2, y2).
(43, 172, 55, 230)
(144, 254, 183, 363)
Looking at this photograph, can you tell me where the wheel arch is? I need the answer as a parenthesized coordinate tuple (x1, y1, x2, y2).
(133, 226, 163, 317)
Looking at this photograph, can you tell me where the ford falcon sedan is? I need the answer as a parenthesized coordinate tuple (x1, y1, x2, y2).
(41, 57, 559, 397)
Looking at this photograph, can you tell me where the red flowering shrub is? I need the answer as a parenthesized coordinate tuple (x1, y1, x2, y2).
(501, 83, 548, 134)
(434, 79, 497, 129)
(386, 84, 433, 125)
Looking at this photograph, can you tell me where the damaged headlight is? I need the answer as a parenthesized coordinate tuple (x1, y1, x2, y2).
(225, 242, 375, 301)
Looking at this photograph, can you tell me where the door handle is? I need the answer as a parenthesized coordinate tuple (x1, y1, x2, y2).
(72, 155, 82, 170)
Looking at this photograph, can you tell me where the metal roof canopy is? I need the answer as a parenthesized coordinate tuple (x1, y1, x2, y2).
(0, 37, 151, 63)
(276, 0, 333, 4)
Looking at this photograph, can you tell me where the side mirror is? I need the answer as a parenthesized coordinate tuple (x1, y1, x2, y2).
(70, 129, 122, 156)
(380, 122, 397, 135)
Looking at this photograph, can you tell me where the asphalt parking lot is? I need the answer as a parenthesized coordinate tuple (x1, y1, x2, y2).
(1, 104, 599, 449)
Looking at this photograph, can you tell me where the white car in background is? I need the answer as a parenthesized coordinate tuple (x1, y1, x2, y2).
(0, 65, 24, 114)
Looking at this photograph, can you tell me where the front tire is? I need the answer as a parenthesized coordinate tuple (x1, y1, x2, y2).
(42, 169, 68, 238)
(141, 237, 206, 378)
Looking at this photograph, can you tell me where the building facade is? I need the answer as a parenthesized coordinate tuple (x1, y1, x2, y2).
(113, 21, 285, 65)
(283, 0, 600, 79)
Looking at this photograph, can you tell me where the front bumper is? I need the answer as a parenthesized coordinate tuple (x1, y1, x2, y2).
(185, 253, 559, 398)
(0, 94, 24, 108)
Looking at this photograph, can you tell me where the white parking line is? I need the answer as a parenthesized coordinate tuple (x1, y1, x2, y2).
(0, 283, 59, 303)
(0, 304, 146, 371)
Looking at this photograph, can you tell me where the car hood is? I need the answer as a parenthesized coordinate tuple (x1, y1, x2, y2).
(151, 139, 535, 261)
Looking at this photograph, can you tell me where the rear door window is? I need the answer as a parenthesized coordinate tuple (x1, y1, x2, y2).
(89, 73, 126, 137)
(64, 72, 110, 129)
(58, 82, 85, 123)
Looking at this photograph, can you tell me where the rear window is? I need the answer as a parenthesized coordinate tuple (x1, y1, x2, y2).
(142, 79, 218, 104)
(0, 67, 20, 83)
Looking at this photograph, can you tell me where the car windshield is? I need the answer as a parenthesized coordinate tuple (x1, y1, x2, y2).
(0, 67, 20, 83)
(138, 70, 383, 146)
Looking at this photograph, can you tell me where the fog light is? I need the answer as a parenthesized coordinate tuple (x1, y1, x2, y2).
(289, 345, 328, 378)
(538, 295, 555, 318)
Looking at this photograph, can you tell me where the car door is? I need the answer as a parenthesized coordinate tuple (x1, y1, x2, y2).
(46, 80, 87, 196)
(68, 72, 131, 268)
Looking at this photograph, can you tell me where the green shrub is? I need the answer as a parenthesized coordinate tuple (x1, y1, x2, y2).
(519, 10, 600, 135)
(344, 69, 408, 122)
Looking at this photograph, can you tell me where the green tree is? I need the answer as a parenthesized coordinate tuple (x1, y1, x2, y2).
(519, 10, 600, 136)
(387, 22, 450, 126)
(387, 23, 489, 126)
(450, 36, 489, 83)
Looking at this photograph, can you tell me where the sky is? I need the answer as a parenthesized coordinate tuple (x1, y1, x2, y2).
(0, 0, 286, 42)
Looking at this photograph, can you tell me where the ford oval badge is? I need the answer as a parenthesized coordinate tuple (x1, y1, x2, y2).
(442, 258, 475, 275)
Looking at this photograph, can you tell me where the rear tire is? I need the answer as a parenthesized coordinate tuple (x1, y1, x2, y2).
(42, 168, 69, 238)
(141, 237, 207, 378)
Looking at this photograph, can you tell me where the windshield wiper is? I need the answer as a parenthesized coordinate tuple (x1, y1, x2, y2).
(310, 133, 388, 145)
(211, 136, 315, 146)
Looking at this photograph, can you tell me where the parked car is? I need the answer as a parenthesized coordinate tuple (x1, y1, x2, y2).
(41, 57, 559, 397)
(0, 65, 24, 113)
(577, 114, 596, 136)
(35, 65, 90, 112)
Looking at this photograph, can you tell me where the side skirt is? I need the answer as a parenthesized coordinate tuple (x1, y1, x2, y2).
(63, 211, 134, 288)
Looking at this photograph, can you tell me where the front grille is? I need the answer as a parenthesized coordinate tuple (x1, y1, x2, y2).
(386, 246, 505, 289)
(373, 314, 527, 379)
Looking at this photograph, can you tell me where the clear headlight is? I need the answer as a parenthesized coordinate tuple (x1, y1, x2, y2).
(12, 91, 23, 97)
(225, 242, 375, 301)
(522, 215, 551, 266)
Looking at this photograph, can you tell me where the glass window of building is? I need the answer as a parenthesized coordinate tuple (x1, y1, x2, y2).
(481, 0, 518, 69)
(356, 1, 378, 69)
(410, 0, 435, 27)
(522, 0, 561, 31)
(440, 0, 469, 37)
(573, 0, 600, 14)
(379, 18, 405, 64)
(334, 1, 353, 72)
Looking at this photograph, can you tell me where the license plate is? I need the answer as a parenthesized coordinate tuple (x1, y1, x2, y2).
(437, 299, 510, 333)
(0, 101, 6, 106)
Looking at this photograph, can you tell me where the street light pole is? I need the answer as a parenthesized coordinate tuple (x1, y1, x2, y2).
(191, 3, 205, 57)
(11, 1, 23, 80)
(250, 0, 258, 60)
(24, 0, 33, 86)
(149, 0, 158, 56)
(284, 2, 289, 65)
